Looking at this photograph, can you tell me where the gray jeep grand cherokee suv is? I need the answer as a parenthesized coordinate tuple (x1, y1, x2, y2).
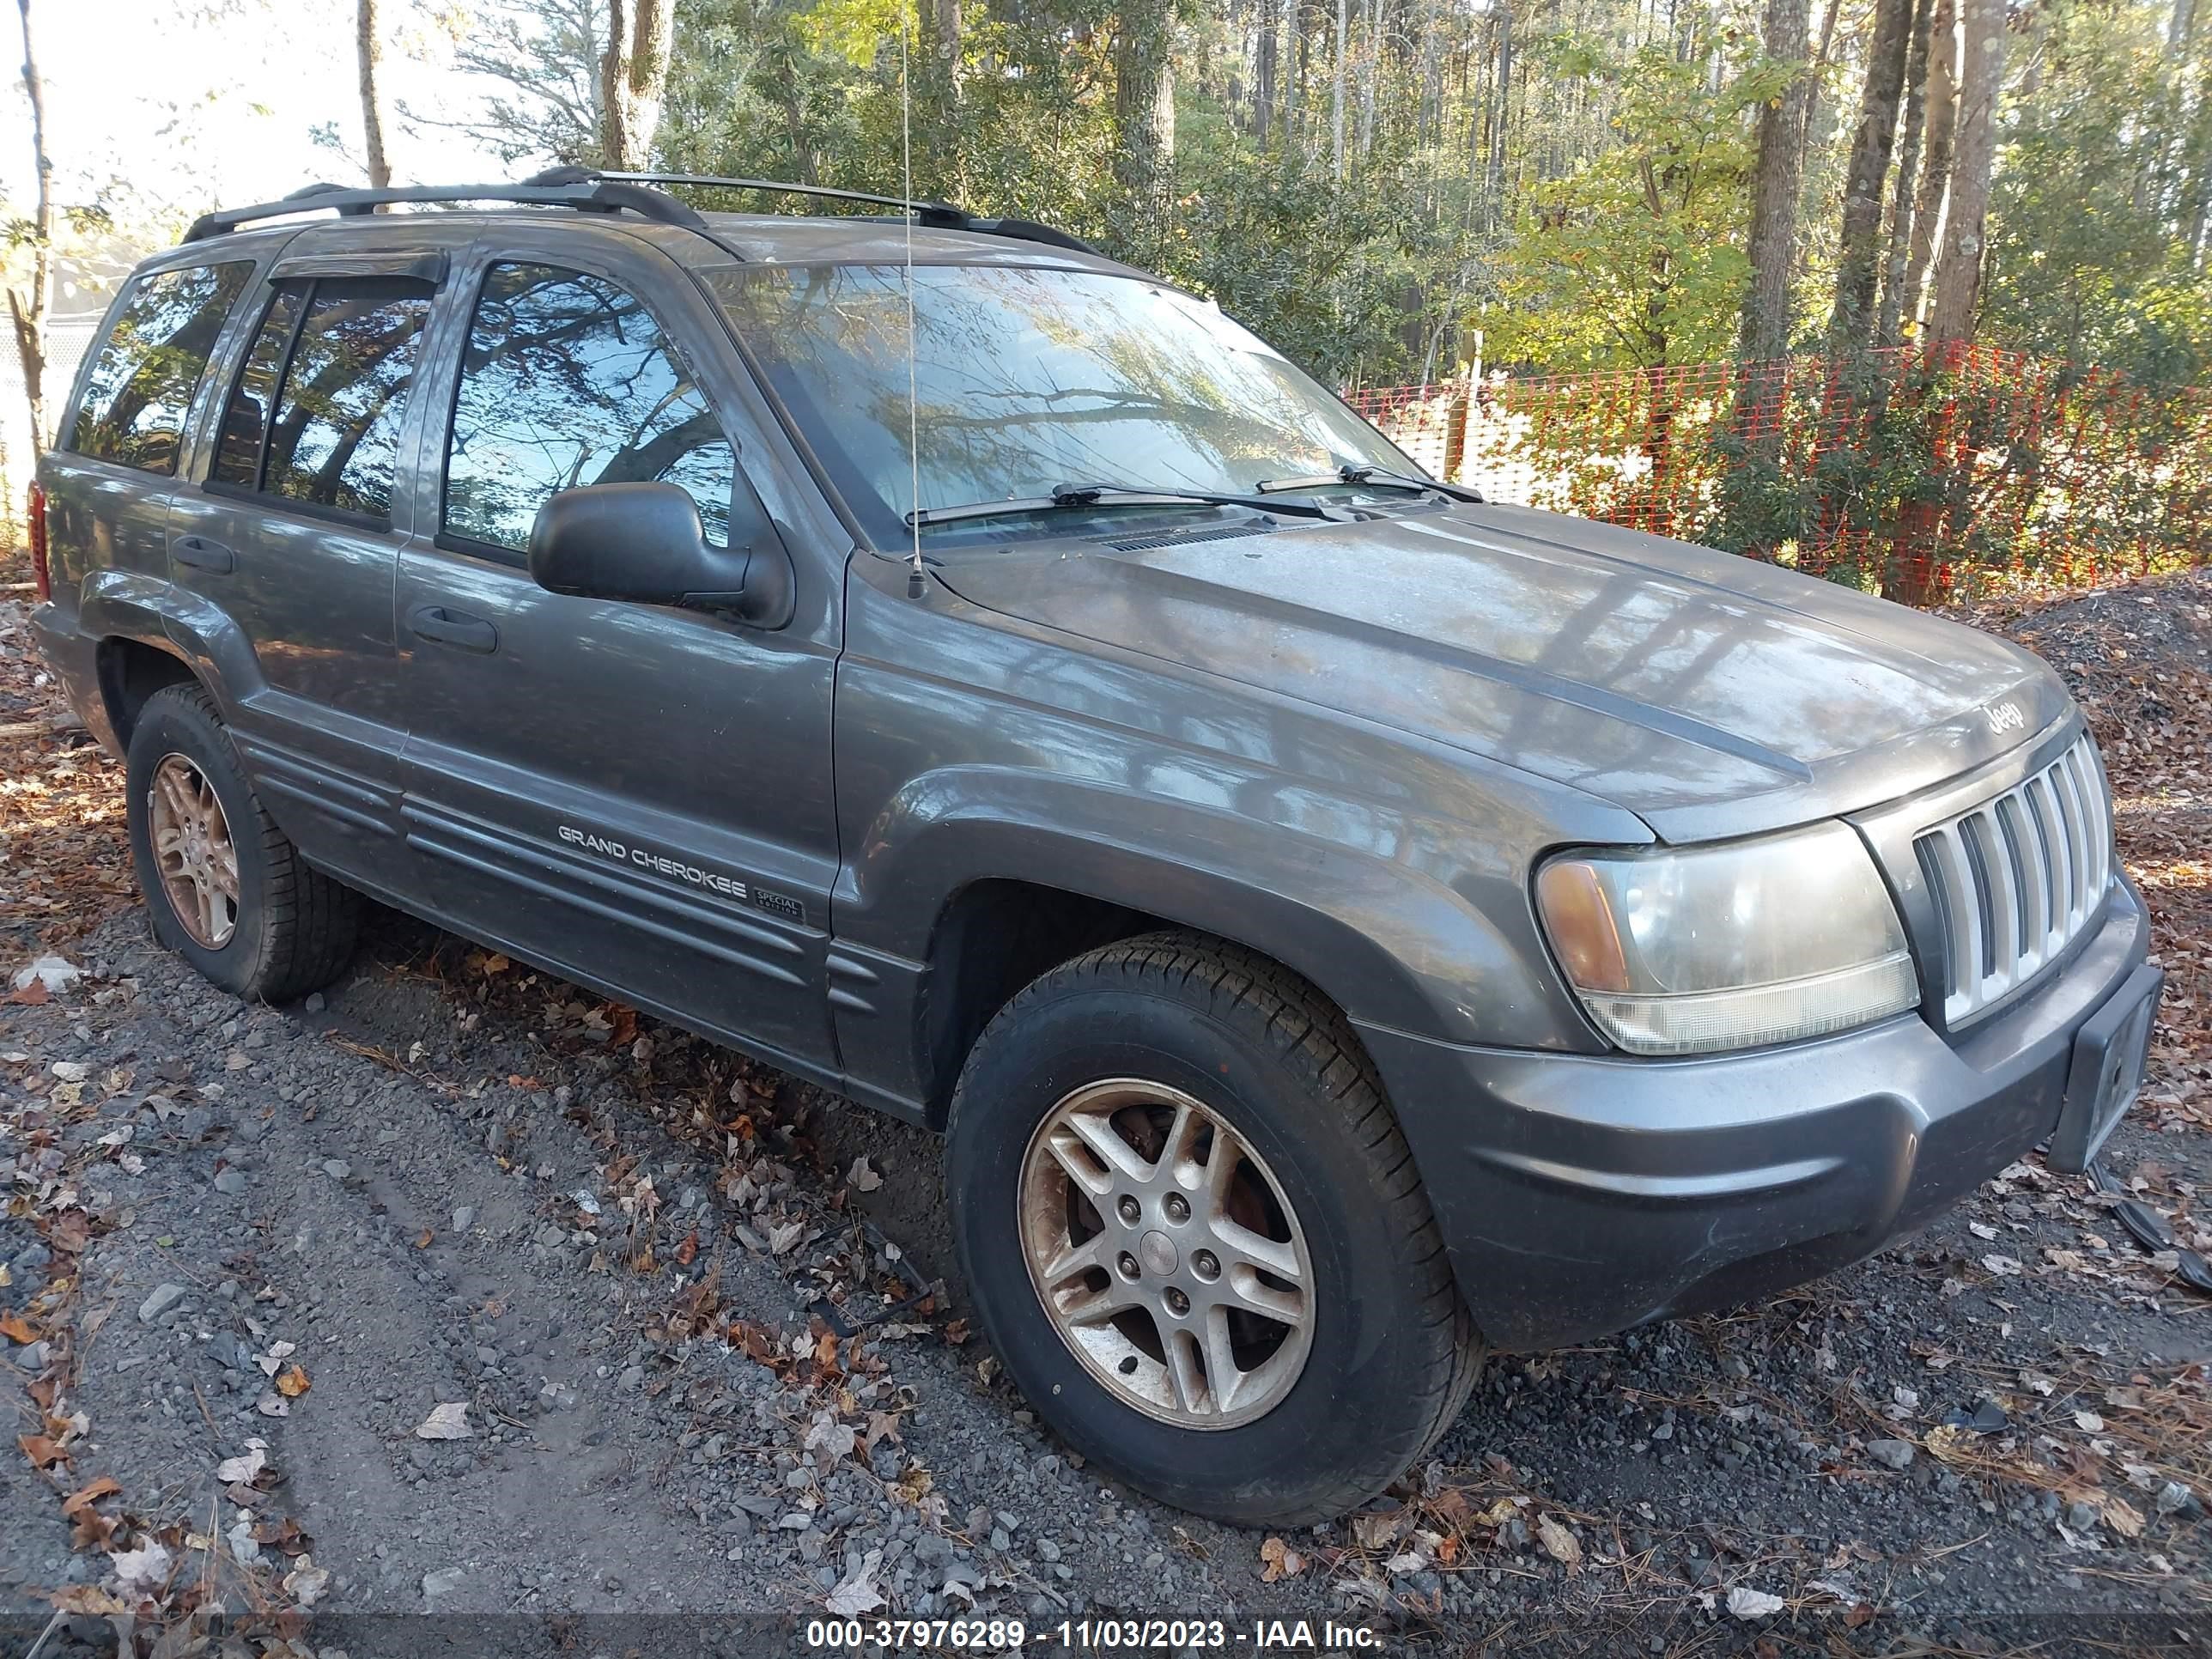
(30, 172, 2162, 1526)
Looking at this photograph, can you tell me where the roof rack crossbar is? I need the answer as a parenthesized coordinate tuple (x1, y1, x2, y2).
(550, 169, 1101, 257)
(182, 179, 708, 243)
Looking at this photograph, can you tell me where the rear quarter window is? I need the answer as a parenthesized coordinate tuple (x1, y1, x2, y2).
(69, 261, 254, 476)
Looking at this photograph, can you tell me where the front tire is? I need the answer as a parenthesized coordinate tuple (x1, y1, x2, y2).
(945, 932, 1483, 1527)
(125, 683, 360, 1002)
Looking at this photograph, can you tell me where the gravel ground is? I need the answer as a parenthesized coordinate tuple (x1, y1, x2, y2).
(2, 580, 2209, 1657)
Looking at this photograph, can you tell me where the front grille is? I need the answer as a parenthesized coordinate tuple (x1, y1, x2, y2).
(1915, 732, 2113, 1027)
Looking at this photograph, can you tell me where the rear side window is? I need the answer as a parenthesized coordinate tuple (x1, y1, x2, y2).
(442, 262, 735, 554)
(70, 261, 253, 475)
(212, 276, 434, 521)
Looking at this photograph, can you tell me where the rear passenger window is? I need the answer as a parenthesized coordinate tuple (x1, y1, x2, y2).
(442, 263, 735, 555)
(70, 261, 252, 475)
(212, 276, 433, 521)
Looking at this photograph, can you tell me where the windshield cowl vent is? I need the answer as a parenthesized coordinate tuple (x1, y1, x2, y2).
(1100, 522, 1286, 554)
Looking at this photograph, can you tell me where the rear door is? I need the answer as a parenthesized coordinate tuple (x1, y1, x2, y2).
(165, 238, 457, 891)
(392, 226, 843, 1073)
(42, 256, 258, 617)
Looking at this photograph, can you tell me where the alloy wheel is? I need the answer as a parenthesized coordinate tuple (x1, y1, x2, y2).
(148, 753, 240, 949)
(1018, 1078, 1314, 1430)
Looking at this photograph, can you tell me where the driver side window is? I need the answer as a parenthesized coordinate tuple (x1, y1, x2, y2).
(442, 262, 737, 555)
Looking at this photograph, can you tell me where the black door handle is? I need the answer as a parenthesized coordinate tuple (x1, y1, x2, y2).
(172, 535, 234, 574)
(407, 604, 499, 653)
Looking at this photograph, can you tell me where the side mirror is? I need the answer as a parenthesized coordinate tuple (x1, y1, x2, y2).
(527, 480, 794, 629)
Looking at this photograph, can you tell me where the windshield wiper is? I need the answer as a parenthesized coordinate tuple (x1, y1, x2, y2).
(1255, 463, 1485, 503)
(906, 481, 1352, 530)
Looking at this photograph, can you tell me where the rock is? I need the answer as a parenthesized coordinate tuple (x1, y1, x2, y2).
(214, 1169, 246, 1196)
(452, 1206, 476, 1234)
(322, 1160, 350, 1180)
(138, 1283, 187, 1323)
(421, 1567, 466, 1602)
(1868, 1438, 1917, 1471)
(49, 1059, 92, 1083)
(2065, 1499, 2100, 1533)
(617, 1364, 644, 1391)
(303, 993, 325, 1012)
(2156, 1481, 2200, 1518)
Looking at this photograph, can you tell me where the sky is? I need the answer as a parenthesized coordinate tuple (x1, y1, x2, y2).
(0, 0, 524, 253)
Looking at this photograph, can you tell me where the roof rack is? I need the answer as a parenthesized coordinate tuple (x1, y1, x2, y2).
(182, 177, 708, 243)
(541, 168, 1102, 257)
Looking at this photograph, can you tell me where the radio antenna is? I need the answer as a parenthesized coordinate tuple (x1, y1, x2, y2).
(899, 0, 926, 600)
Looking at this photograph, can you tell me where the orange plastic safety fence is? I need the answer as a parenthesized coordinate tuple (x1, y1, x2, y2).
(1345, 346, 2212, 600)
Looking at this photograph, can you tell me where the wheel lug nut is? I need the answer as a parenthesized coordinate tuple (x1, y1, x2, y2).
(1164, 1194, 1189, 1223)
(1193, 1250, 1220, 1280)
(1116, 1196, 1141, 1225)
(1117, 1251, 1140, 1280)
(1164, 1287, 1190, 1316)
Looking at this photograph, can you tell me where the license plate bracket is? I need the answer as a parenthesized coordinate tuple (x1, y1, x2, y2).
(2049, 963, 2164, 1174)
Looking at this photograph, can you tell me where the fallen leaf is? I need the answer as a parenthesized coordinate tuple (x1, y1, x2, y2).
(1982, 1254, 2022, 1277)
(109, 1540, 173, 1594)
(675, 1228, 699, 1267)
(214, 1442, 268, 1485)
(0, 1312, 36, 1343)
(414, 1402, 473, 1440)
(18, 1433, 67, 1468)
(274, 1364, 310, 1398)
(2095, 1492, 2148, 1539)
(847, 1156, 884, 1194)
(284, 1559, 332, 1606)
(824, 1547, 886, 1616)
(2075, 1410, 2106, 1434)
(1729, 1586, 1787, 1620)
(1352, 1510, 1401, 1551)
(62, 1474, 120, 1515)
(1535, 1515, 1582, 1572)
(1259, 1535, 1306, 1582)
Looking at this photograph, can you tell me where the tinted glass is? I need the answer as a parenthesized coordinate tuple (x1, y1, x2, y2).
(711, 264, 1411, 544)
(444, 263, 734, 553)
(262, 279, 432, 519)
(211, 288, 302, 489)
(70, 262, 253, 475)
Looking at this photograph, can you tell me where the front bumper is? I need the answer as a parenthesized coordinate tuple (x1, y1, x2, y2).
(1357, 875, 2154, 1352)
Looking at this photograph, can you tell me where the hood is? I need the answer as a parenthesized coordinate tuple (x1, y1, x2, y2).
(932, 501, 2073, 842)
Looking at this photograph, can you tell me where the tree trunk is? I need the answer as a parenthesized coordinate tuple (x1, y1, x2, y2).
(1900, 0, 1957, 336)
(1926, 0, 2005, 345)
(1356, 0, 1377, 162)
(1739, 0, 1810, 362)
(1796, 0, 1843, 157)
(1487, 3, 1512, 228)
(599, 0, 674, 170)
(1254, 9, 1277, 144)
(1114, 3, 1176, 195)
(1875, 0, 1932, 344)
(356, 0, 391, 189)
(1279, 0, 1297, 148)
(1827, 0, 1915, 342)
(9, 0, 52, 455)
(1330, 0, 1347, 177)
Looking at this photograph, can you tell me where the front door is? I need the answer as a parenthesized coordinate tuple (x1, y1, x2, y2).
(392, 230, 842, 1073)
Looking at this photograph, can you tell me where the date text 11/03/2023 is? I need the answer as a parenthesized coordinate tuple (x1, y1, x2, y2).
(801, 1618, 1390, 1650)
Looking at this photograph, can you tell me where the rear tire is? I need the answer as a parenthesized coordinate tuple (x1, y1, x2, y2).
(125, 683, 360, 1002)
(945, 931, 1483, 1527)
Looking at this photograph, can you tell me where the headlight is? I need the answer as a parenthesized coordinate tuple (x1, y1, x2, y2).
(1534, 822, 1917, 1055)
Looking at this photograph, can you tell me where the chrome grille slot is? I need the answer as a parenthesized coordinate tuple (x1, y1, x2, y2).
(1914, 732, 2113, 1026)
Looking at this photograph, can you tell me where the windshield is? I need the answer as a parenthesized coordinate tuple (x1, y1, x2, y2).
(710, 264, 1419, 546)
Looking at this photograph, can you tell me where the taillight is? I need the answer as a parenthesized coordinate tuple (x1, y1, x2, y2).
(27, 481, 50, 602)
